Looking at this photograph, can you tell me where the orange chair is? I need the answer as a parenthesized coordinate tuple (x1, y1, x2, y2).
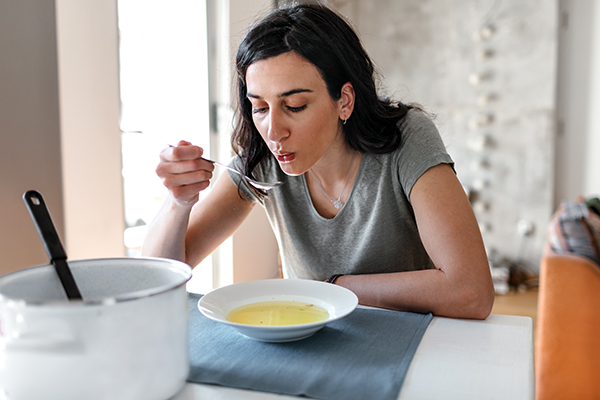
(535, 250, 600, 399)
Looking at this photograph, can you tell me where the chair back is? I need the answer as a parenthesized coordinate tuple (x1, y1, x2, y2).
(535, 250, 600, 399)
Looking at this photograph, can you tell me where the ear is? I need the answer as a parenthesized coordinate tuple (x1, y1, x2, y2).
(338, 82, 355, 123)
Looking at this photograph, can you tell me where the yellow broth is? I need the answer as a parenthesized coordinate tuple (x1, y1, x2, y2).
(227, 300, 329, 326)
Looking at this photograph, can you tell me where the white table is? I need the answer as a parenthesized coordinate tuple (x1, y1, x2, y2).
(172, 313, 534, 400)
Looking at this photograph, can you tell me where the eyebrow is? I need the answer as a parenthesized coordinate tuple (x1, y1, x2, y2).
(247, 88, 313, 99)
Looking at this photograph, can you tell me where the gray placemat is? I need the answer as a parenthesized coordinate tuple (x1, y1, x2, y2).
(187, 292, 432, 400)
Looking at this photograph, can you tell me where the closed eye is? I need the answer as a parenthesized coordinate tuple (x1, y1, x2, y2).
(252, 107, 268, 114)
(287, 105, 307, 112)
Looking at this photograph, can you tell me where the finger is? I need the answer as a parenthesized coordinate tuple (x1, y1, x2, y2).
(156, 158, 214, 177)
(161, 142, 204, 162)
(161, 168, 214, 188)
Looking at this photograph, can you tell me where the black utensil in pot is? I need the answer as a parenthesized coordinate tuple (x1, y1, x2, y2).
(23, 190, 83, 300)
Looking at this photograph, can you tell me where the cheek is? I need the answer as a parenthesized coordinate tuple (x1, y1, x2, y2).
(312, 109, 341, 137)
(251, 116, 267, 136)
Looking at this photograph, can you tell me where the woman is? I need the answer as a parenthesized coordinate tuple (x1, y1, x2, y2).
(143, 4, 495, 319)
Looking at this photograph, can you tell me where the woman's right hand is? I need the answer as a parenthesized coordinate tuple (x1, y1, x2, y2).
(155, 140, 215, 207)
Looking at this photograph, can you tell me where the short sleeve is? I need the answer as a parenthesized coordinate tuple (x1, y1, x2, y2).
(394, 110, 454, 199)
(227, 155, 260, 203)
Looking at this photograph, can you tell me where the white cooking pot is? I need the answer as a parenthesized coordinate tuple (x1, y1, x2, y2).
(0, 257, 192, 400)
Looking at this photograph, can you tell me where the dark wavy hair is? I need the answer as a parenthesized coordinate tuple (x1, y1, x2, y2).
(232, 3, 413, 193)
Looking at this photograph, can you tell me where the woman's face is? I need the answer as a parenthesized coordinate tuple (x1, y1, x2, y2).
(245, 51, 344, 176)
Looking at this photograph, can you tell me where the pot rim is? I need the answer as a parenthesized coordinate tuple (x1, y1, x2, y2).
(0, 257, 192, 307)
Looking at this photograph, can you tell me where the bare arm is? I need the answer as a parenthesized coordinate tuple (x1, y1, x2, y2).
(142, 141, 254, 266)
(334, 164, 495, 319)
(183, 172, 255, 266)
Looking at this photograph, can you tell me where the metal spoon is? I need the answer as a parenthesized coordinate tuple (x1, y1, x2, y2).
(206, 158, 283, 191)
(168, 145, 283, 191)
(23, 190, 83, 300)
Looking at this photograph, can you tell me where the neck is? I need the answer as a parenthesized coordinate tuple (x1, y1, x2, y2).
(305, 150, 361, 200)
(305, 146, 361, 215)
(309, 147, 358, 184)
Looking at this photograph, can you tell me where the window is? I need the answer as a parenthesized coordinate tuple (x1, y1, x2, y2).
(118, 0, 212, 293)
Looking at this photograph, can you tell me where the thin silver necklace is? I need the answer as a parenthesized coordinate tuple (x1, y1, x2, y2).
(309, 152, 356, 209)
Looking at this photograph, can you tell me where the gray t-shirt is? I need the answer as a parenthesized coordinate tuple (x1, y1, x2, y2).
(228, 109, 454, 280)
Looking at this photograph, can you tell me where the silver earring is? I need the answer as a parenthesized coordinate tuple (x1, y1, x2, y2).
(343, 118, 347, 125)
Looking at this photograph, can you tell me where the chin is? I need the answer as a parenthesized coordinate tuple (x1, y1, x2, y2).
(278, 162, 306, 177)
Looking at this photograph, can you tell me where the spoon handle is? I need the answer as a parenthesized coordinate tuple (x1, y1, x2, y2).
(204, 157, 244, 176)
(167, 145, 281, 190)
(23, 190, 83, 300)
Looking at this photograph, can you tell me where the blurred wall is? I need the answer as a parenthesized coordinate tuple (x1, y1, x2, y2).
(331, 0, 559, 271)
(555, 0, 600, 204)
(0, 0, 125, 276)
(55, 0, 125, 260)
(0, 1, 65, 274)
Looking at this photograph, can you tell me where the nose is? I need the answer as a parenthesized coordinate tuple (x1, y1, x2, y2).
(265, 109, 289, 144)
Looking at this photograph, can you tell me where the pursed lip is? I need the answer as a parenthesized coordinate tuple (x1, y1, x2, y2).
(274, 152, 295, 163)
